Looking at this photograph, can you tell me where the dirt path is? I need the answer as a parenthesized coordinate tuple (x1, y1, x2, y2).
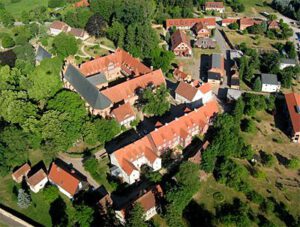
(58, 153, 100, 188)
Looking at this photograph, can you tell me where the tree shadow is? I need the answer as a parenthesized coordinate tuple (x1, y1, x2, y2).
(274, 152, 289, 167)
(273, 95, 291, 138)
(200, 54, 210, 82)
(183, 200, 214, 227)
(49, 196, 68, 227)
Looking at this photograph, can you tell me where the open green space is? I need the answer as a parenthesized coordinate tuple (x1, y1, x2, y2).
(0, 0, 48, 18)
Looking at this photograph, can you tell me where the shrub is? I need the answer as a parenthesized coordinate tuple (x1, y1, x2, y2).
(1, 35, 15, 48)
(261, 153, 276, 167)
(246, 190, 264, 204)
(287, 157, 300, 170)
(253, 168, 267, 179)
(241, 118, 257, 133)
(213, 192, 225, 203)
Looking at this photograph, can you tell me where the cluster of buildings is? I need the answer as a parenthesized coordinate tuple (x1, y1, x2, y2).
(49, 21, 89, 40)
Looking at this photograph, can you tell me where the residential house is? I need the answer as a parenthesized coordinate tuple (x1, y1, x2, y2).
(279, 58, 297, 70)
(12, 163, 31, 183)
(173, 68, 191, 81)
(98, 186, 113, 214)
(204, 2, 225, 13)
(194, 37, 216, 49)
(74, 0, 89, 8)
(239, 18, 263, 30)
(193, 22, 210, 38)
(222, 18, 238, 27)
(63, 64, 113, 116)
(68, 28, 89, 40)
(49, 21, 70, 36)
(226, 89, 243, 102)
(284, 93, 300, 143)
(79, 48, 152, 81)
(166, 18, 216, 30)
(207, 54, 225, 85)
(261, 73, 281, 93)
(110, 101, 219, 184)
(111, 103, 136, 127)
(115, 185, 163, 223)
(36, 45, 52, 64)
(171, 30, 192, 57)
(27, 169, 48, 193)
(48, 160, 87, 199)
(268, 20, 280, 30)
(175, 81, 213, 107)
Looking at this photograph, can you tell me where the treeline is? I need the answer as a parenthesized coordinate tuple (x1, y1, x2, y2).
(272, 0, 300, 20)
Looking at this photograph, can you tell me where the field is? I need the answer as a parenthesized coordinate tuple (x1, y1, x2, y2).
(235, 0, 275, 16)
(0, 0, 48, 18)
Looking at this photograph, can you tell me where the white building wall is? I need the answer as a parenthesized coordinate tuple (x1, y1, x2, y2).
(144, 207, 157, 221)
(30, 177, 48, 193)
(49, 28, 62, 36)
(279, 63, 295, 70)
(262, 84, 281, 93)
(202, 91, 213, 104)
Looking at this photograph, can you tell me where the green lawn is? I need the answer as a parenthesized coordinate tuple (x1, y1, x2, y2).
(1, 0, 48, 18)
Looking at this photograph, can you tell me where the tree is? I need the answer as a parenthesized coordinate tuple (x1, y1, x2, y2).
(228, 22, 239, 30)
(287, 157, 300, 170)
(241, 119, 257, 133)
(85, 13, 107, 38)
(175, 162, 199, 189)
(17, 189, 31, 209)
(52, 33, 78, 58)
(43, 185, 59, 202)
(48, 0, 66, 8)
(64, 8, 92, 29)
(13, 43, 35, 65)
(233, 98, 245, 121)
(141, 85, 170, 116)
(127, 204, 147, 227)
(149, 47, 175, 73)
(27, 57, 63, 101)
(107, 20, 126, 48)
(1, 35, 15, 48)
(73, 205, 94, 227)
(0, 9, 15, 27)
(248, 24, 265, 35)
(253, 76, 262, 91)
(261, 152, 276, 167)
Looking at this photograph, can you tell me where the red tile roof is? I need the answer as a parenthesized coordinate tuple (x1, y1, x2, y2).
(174, 68, 188, 80)
(171, 30, 192, 51)
(50, 21, 69, 31)
(74, 0, 89, 7)
(69, 28, 85, 38)
(285, 93, 300, 133)
(166, 18, 216, 29)
(48, 162, 80, 197)
(112, 103, 136, 123)
(205, 2, 224, 9)
(268, 20, 279, 29)
(27, 169, 47, 187)
(193, 22, 209, 33)
(198, 83, 211, 94)
(12, 163, 31, 181)
(175, 81, 198, 101)
(222, 18, 238, 25)
(101, 69, 165, 104)
(79, 48, 152, 77)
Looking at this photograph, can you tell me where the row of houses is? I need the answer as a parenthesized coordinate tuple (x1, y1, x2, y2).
(49, 21, 89, 40)
(222, 17, 281, 31)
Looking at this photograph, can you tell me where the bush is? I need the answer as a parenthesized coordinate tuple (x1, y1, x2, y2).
(241, 119, 257, 133)
(253, 168, 266, 179)
(213, 192, 225, 203)
(246, 190, 264, 204)
(261, 153, 276, 167)
(1, 35, 15, 48)
(287, 157, 300, 170)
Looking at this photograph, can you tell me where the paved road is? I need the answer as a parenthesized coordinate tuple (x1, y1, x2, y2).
(58, 153, 100, 188)
(0, 209, 33, 227)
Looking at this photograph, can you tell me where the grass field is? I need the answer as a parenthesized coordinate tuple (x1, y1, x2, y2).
(0, 0, 48, 18)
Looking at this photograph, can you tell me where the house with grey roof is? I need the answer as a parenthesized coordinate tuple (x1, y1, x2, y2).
(227, 88, 243, 102)
(261, 73, 281, 93)
(86, 73, 108, 89)
(63, 64, 112, 116)
(279, 58, 297, 70)
(36, 46, 52, 64)
(207, 54, 225, 85)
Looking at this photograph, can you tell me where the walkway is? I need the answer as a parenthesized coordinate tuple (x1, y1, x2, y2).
(0, 208, 33, 227)
(58, 153, 100, 188)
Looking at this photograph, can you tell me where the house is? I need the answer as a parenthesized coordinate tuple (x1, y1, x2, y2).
(101, 69, 166, 106)
(12, 163, 31, 183)
(222, 18, 238, 27)
(79, 48, 152, 81)
(36, 45, 52, 64)
(115, 185, 163, 223)
(27, 169, 48, 193)
(284, 93, 300, 143)
(194, 37, 216, 49)
(193, 22, 210, 38)
(171, 30, 192, 57)
(74, 0, 89, 8)
(279, 58, 297, 70)
(63, 64, 113, 116)
(268, 20, 280, 30)
(97, 186, 113, 214)
(49, 21, 70, 36)
(230, 49, 243, 60)
(226, 89, 243, 102)
(175, 81, 213, 107)
(204, 2, 225, 13)
(173, 68, 191, 81)
(111, 103, 136, 127)
(86, 72, 108, 89)
(110, 101, 218, 184)
(239, 18, 263, 30)
(188, 140, 210, 164)
(207, 54, 225, 85)
(261, 74, 281, 93)
(68, 28, 89, 40)
(166, 18, 216, 30)
(48, 160, 87, 199)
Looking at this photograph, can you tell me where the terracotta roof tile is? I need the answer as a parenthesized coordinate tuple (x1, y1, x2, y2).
(50, 21, 69, 31)
(80, 48, 151, 77)
(205, 1, 224, 8)
(69, 28, 85, 38)
(27, 169, 47, 187)
(12, 163, 31, 181)
(166, 18, 216, 29)
(174, 68, 188, 80)
(74, 0, 89, 7)
(101, 69, 165, 104)
(285, 93, 300, 133)
(48, 162, 81, 197)
(175, 81, 198, 101)
(198, 83, 211, 94)
(112, 103, 135, 123)
(136, 190, 156, 211)
(171, 30, 192, 51)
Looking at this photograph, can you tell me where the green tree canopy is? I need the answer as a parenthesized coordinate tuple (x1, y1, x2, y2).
(52, 33, 78, 58)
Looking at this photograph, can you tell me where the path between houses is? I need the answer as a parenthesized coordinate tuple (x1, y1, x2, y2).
(58, 153, 100, 188)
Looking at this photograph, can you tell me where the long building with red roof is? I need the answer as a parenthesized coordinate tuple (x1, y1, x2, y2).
(285, 93, 300, 143)
(110, 101, 218, 184)
(79, 48, 152, 81)
(166, 17, 216, 30)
